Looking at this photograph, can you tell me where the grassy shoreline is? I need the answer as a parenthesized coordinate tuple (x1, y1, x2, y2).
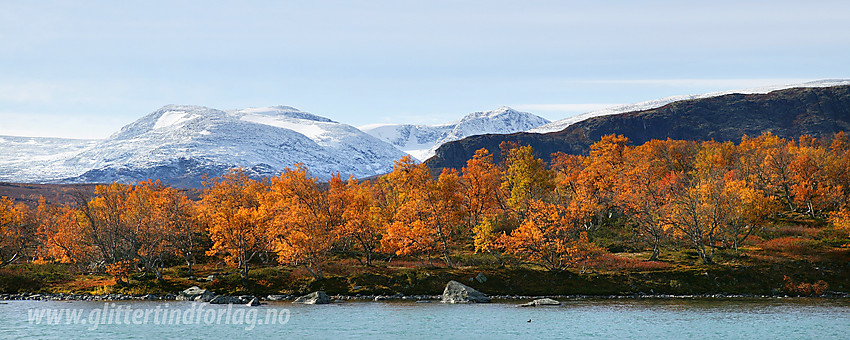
(2, 254, 847, 299)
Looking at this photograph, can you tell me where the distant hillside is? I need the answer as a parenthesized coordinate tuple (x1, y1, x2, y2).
(427, 85, 850, 169)
(0, 182, 98, 206)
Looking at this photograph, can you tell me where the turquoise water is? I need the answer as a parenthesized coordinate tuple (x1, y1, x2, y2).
(2, 298, 849, 339)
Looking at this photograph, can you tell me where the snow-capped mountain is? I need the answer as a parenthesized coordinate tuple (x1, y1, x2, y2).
(360, 106, 550, 160)
(1, 105, 408, 187)
(0, 136, 99, 183)
(528, 79, 850, 134)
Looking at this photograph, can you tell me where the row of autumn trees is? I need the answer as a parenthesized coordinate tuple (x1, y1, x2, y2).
(3, 132, 850, 279)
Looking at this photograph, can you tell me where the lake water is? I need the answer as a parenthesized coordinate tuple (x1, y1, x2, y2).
(2, 298, 849, 339)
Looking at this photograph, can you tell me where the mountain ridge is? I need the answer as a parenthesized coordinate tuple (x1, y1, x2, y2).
(427, 84, 850, 170)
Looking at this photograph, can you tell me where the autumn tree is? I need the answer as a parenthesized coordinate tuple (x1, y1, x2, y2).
(615, 140, 680, 260)
(758, 135, 798, 211)
(830, 208, 850, 241)
(74, 183, 136, 265)
(826, 132, 850, 201)
(264, 165, 338, 279)
(663, 141, 750, 264)
(199, 170, 270, 280)
(379, 156, 446, 266)
(124, 181, 173, 280)
(0, 197, 35, 267)
(499, 200, 601, 272)
(582, 135, 630, 216)
(460, 149, 512, 256)
(123, 180, 198, 281)
(162, 188, 204, 276)
(501, 145, 555, 219)
(789, 137, 842, 217)
(722, 177, 776, 253)
(335, 177, 383, 265)
(425, 169, 466, 266)
(462, 149, 505, 227)
(36, 200, 96, 265)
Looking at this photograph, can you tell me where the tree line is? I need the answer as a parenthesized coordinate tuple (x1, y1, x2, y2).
(2, 132, 850, 280)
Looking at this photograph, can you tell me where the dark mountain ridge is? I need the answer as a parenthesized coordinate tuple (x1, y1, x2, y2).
(427, 85, 850, 169)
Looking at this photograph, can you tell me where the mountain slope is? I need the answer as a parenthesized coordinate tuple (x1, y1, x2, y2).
(529, 79, 850, 134)
(0, 105, 407, 187)
(427, 84, 850, 170)
(361, 106, 549, 160)
(0, 136, 99, 183)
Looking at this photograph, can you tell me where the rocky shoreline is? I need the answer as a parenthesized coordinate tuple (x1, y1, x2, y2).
(2, 292, 848, 302)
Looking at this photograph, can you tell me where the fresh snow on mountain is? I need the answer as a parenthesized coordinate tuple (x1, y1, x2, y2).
(0, 136, 99, 183)
(361, 106, 550, 160)
(3, 79, 848, 186)
(359, 124, 454, 161)
(528, 79, 850, 134)
(0, 105, 407, 187)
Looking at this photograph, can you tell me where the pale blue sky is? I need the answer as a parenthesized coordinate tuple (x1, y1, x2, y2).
(1, 0, 848, 138)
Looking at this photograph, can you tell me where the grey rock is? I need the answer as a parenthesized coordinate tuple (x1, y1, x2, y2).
(247, 297, 261, 306)
(293, 291, 331, 304)
(266, 294, 288, 301)
(177, 286, 215, 302)
(475, 273, 488, 283)
(518, 298, 561, 307)
(441, 280, 491, 303)
(209, 295, 253, 304)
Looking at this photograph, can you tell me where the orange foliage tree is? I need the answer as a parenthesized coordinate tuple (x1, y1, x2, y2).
(199, 170, 270, 280)
(335, 176, 384, 265)
(264, 165, 338, 279)
(463, 149, 510, 254)
(501, 144, 555, 219)
(499, 200, 601, 272)
(379, 156, 462, 266)
(125, 180, 198, 280)
(36, 200, 96, 265)
(0, 197, 35, 267)
(615, 140, 689, 260)
(74, 183, 138, 265)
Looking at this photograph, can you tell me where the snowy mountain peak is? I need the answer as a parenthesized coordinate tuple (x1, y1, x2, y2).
(233, 106, 335, 123)
(361, 107, 550, 161)
(461, 106, 518, 120)
(110, 105, 225, 139)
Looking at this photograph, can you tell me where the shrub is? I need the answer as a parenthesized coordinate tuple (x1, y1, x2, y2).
(592, 253, 672, 271)
(759, 237, 820, 255)
(783, 276, 828, 295)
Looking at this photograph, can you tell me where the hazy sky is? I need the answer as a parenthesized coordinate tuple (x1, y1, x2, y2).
(2, 0, 849, 139)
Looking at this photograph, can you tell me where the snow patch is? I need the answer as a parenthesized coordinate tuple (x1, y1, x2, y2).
(153, 110, 196, 130)
(239, 114, 327, 140)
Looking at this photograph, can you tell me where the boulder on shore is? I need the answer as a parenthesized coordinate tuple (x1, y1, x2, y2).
(177, 286, 215, 302)
(266, 294, 289, 301)
(209, 295, 254, 304)
(441, 280, 491, 303)
(246, 297, 261, 306)
(518, 298, 561, 307)
(293, 291, 331, 304)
